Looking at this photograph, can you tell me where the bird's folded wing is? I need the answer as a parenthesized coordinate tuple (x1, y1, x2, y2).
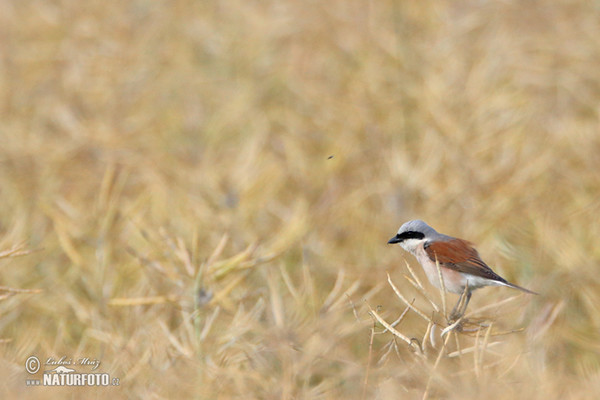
(424, 239, 506, 283)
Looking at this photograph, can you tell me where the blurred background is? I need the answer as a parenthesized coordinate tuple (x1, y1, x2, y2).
(0, 0, 599, 398)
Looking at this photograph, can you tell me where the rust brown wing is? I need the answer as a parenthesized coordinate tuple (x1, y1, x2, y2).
(424, 239, 507, 283)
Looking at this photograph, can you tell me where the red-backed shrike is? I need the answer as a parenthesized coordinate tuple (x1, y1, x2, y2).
(388, 220, 537, 318)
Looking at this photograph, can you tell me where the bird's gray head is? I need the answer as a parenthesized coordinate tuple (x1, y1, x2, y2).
(387, 220, 440, 254)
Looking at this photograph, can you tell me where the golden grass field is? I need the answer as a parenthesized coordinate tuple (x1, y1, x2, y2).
(1, 1, 599, 398)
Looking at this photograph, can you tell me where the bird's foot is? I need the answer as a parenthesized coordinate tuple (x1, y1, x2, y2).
(441, 318, 465, 336)
(448, 311, 465, 324)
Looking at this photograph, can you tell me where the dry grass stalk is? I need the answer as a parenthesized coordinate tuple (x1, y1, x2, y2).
(368, 260, 534, 399)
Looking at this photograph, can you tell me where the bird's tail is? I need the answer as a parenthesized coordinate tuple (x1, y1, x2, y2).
(503, 281, 538, 295)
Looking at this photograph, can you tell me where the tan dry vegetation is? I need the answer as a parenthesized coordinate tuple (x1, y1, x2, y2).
(0, 0, 599, 398)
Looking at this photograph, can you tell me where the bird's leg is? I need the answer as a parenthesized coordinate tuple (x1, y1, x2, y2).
(458, 290, 472, 318)
(449, 295, 463, 320)
(449, 284, 471, 322)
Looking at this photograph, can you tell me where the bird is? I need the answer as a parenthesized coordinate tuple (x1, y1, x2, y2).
(388, 220, 537, 320)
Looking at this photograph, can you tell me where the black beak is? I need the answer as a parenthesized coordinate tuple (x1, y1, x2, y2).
(388, 236, 401, 244)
